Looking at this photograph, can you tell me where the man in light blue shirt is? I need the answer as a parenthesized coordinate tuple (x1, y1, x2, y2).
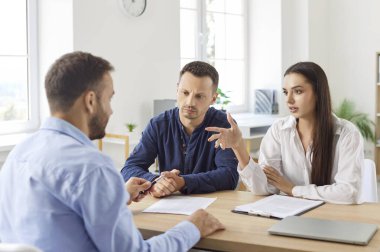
(0, 52, 224, 252)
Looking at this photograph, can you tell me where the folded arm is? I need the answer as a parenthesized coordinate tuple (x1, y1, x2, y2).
(181, 148, 239, 194)
(121, 121, 158, 182)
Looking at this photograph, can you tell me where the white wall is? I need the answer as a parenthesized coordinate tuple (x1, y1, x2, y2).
(325, 0, 380, 118)
(248, 0, 282, 113)
(38, 0, 74, 120)
(311, 0, 380, 157)
(72, 0, 180, 135)
(308, 0, 328, 71)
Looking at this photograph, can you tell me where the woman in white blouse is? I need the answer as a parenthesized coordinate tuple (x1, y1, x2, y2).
(206, 62, 364, 204)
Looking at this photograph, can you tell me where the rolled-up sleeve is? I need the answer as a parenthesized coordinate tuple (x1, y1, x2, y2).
(238, 123, 282, 195)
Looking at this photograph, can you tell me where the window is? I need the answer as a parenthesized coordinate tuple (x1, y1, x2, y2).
(180, 0, 247, 111)
(0, 0, 38, 134)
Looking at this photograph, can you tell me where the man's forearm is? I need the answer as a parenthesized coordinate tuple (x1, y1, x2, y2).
(121, 166, 157, 182)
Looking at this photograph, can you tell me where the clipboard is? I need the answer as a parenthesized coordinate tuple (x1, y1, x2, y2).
(232, 195, 324, 219)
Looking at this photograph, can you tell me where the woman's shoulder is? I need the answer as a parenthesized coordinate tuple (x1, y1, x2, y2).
(333, 115, 361, 137)
(271, 115, 297, 130)
(334, 115, 359, 134)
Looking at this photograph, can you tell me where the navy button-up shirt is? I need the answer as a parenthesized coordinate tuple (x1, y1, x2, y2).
(121, 107, 239, 194)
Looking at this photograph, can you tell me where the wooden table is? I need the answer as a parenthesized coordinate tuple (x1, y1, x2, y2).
(130, 191, 380, 252)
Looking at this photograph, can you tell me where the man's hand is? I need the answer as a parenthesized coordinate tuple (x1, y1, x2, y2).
(263, 166, 294, 196)
(150, 169, 185, 198)
(125, 177, 151, 205)
(188, 209, 225, 237)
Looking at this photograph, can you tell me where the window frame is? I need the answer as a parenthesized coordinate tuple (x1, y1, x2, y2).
(180, 0, 249, 112)
(0, 0, 39, 135)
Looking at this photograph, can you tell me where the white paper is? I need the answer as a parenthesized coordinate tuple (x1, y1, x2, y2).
(234, 195, 324, 219)
(143, 196, 217, 215)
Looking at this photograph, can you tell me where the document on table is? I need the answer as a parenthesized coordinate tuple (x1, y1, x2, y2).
(233, 194, 324, 219)
(143, 196, 217, 215)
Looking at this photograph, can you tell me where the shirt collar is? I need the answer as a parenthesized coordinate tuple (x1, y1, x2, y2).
(279, 114, 342, 136)
(280, 115, 297, 130)
(40, 117, 95, 148)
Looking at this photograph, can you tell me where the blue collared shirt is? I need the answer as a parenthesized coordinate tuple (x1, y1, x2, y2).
(0, 117, 200, 252)
(121, 107, 239, 194)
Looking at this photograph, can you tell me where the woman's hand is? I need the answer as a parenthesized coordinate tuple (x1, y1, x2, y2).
(205, 113, 243, 150)
(263, 166, 295, 196)
(206, 113, 250, 167)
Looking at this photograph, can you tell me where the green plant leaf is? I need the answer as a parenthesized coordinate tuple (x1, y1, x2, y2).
(216, 87, 231, 108)
(334, 99, 375, 143)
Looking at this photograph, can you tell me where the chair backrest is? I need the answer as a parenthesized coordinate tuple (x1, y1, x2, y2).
(98, 133, 130, 159)
(0, 243, 42, 252)
(358, 159, 378, 203)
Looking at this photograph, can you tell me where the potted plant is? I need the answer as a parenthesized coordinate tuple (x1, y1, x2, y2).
(334, 99, 375, 143)
(125, 123, 137, 133)
(215, 88, 231, 111)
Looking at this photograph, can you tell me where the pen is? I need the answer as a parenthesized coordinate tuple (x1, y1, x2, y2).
(139, 176, 163, 194)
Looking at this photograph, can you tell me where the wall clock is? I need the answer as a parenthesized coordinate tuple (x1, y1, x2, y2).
(119, 0, 146, 17)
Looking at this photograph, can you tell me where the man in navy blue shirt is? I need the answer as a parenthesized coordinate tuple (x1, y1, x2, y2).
(121, 61, 239, 197)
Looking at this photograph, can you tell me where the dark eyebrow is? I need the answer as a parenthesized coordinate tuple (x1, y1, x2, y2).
(291, 85, 304, 89)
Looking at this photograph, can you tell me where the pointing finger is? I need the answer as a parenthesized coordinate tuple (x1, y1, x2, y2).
(205, 126, 223, 133)
(208, 133, 221, 142)
(227, 113, 238, 128)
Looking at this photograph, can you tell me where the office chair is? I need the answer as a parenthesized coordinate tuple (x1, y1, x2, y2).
(358, 159, 378, 203)
(0, 243, 42, 252)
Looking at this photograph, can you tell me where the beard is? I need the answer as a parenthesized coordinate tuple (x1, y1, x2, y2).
(181, 106, 198, 119)
(88, 104, 108, 140)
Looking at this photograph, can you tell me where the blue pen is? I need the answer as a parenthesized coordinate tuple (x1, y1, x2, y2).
(139, 176, 163, 194)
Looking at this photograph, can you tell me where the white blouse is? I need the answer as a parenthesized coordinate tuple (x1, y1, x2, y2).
(238, 115, 364, 204)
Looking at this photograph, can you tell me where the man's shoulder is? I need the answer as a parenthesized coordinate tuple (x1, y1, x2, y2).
(150, 107, 178, 126)
(4, 131, 117, 195)
(205, 107, 229, 126)
(15, 130, 114, 177)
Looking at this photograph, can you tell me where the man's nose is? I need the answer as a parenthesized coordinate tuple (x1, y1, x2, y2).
(186, 93, 196, 106)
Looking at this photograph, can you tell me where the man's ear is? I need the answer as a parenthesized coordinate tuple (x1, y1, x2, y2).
(83, 90, 97, 114)
(211, 92, 218, 105)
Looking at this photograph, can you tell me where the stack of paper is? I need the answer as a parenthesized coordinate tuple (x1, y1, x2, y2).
(143, 196, 216, 215)
(233, 195, 324, 219)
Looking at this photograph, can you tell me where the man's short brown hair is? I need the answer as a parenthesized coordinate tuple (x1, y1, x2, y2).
(45, 51, 114, 113)
(179, 61, 219, 92)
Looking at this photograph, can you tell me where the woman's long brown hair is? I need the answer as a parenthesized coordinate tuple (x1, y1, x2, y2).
(284, 62, 334, 186)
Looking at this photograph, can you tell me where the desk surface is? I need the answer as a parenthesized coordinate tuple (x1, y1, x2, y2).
(130, 191, 380, 252)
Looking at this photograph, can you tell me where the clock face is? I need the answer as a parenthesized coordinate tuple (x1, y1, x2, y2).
(119, 0, 146, 17)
